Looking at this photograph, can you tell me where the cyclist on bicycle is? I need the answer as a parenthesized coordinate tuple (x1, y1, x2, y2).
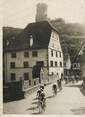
(40, 91, 46, 108)
(37, 89, 42, 99)
(40, 91, 45, 101)
(40, 85, 44, 91)
(37, 84, 44, 97)
(37, 91, 46, 113)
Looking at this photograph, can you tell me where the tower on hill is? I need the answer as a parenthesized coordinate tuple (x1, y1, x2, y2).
(36, 3, 48, 22)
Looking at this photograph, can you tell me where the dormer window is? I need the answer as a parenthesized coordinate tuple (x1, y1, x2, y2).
(29, 35, 33, 47)
(6, 40, 9, 46)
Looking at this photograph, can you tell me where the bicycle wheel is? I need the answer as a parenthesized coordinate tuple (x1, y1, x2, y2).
(38, 101, 42, 113)
(42, 101, 46, 112)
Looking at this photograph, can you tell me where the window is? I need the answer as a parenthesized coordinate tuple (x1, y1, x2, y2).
(74, 64, 76, 68)
(57, 73, 59, 75)
(29, 80, 31, 86)
(60, 52, 61, 57)
(24, 73, 29, 80)
(30, 35, 33, 47)
(60, 62, 62, 67)
(10, 73, 16, 81)
(50, 61, 53, 67)
(24, 61, 29, 68)
(34, 81, 36, 85)
(78, 63, 80, 68)
(24, 52, 29, 57)
(55, 62, 57, 67)
(56, 51, 58, 57)
(10, 62, 15, 68)
(52, 32, 54, 38)
(51, 72, 54, 75)
(56, 35, 59, 40)
(32, 51, 38, 57)
(52, 43, 54, 48)
(64, 63, 66, 67)
(11, 52, 16, 58)
(51, 50, 53, 56)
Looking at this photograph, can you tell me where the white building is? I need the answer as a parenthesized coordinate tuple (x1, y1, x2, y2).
(4, 21, 64, 90)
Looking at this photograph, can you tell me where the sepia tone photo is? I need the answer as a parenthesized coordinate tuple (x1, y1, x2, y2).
(3, 0, 85, 115)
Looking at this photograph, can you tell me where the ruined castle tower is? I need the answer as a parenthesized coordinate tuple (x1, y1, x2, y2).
(35, 3, 48, 22)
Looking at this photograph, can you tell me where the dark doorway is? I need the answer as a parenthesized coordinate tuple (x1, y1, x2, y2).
(36, 61, 44, 67)
(32, 61, 44, 83)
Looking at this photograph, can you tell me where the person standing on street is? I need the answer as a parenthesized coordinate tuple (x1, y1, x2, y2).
(52, 83, 57, 96)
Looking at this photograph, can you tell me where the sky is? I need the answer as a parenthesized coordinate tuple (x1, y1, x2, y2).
(3, 0, 85, 28)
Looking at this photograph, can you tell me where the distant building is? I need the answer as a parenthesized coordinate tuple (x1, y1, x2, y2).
(36, 3, 48, 22)
(79, 43, 85, 78)
(80, 53, 85, 78)
(4, 21, 64, 90)
(71, 42, 85, 77)
(71, 62, 81, 77)
(64, 53, 71, 76)
(61, 44, 71, 79)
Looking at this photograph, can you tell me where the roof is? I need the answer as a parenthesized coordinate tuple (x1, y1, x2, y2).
(3, 27, 22, 50)
(4, 21, 59, 52)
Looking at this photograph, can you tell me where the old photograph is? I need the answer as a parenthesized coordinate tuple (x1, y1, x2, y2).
(3, 0, 85, 115)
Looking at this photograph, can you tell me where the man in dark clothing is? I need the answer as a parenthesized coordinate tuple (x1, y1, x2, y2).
(52, 83, 57, 95)
(57, 79, 62, 91)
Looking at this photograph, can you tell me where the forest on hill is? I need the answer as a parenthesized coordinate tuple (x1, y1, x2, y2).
(50, 18, 85, 61)
(50, 18, 85, 36)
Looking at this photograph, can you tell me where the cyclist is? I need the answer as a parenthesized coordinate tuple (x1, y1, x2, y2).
(37, 84, 44, 98)
(40, 85, 44, 91)
(38, 91, 46, 113)
(58, 79, 62, 90)
(40, 91, 46, 110)
(37, 89, 42, 99)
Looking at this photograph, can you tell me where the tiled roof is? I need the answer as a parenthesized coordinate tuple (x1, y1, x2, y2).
(4, 21, 59, 52)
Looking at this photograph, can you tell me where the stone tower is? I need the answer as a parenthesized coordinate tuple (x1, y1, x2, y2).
(36, 3, 48, 22)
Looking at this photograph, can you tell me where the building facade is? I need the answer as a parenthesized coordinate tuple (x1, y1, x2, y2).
(4, 21, 64, 90)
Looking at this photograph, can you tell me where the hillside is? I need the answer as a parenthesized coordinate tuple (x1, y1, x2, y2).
(50, 18, 85, 36)
(50, 18, 85, 61)
(3, 27, 22, 40)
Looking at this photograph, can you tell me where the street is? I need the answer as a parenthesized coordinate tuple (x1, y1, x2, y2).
(3, 81, 85, 115)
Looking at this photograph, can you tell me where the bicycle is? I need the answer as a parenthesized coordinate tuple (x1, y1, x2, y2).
(38, 97, 46, 113)
(53, 88, 57, 96)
